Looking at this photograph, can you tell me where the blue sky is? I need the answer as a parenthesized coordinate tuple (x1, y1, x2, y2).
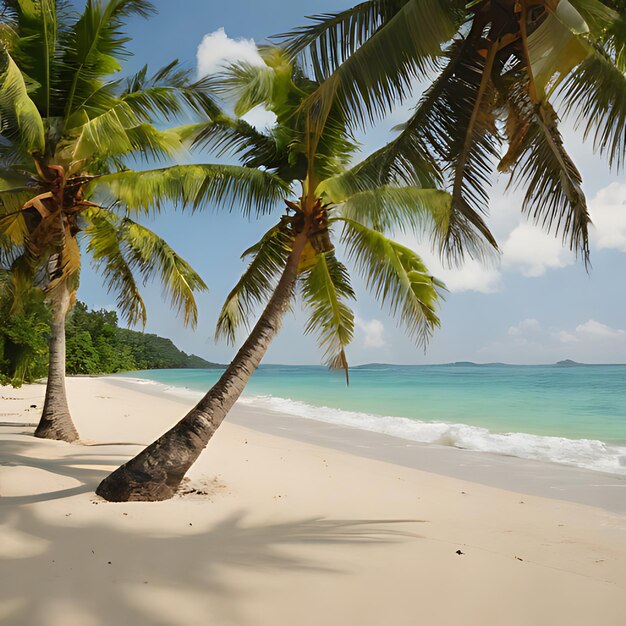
(77, 0, 626, 365)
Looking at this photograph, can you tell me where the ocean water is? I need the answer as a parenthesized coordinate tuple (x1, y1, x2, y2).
(114, 364, 626, 475)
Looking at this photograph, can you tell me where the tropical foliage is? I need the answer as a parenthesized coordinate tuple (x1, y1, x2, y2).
(278, 0, 626, 264)
(0, 0, 289, 440)
(0, 296, 219, 385)
(196, 48, 450, 375)
(0, 270, 49, 384)
(95, 49, 459, 501)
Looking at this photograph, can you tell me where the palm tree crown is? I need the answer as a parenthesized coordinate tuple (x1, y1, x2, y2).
(193, 47, 451, 376)
(278, 0, 626, 264)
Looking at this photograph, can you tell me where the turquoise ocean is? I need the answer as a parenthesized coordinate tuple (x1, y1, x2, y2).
(114, 364, 626, 475)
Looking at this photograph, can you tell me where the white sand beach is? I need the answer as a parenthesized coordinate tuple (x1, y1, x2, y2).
(1, 377, 625, 626)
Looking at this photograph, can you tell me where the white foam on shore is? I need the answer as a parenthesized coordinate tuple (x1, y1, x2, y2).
(238, 395, 626, 476)
(110, 376, 626, 476)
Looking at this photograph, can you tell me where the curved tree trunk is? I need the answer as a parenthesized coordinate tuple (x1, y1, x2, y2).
(34, 283, 80, 443)
(96, 232, 308, 502)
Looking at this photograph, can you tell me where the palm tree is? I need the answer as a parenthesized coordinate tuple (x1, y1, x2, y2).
(277, 0, 626, 264)
(95, 48, 454, 502)
(0, 0, 289, 442)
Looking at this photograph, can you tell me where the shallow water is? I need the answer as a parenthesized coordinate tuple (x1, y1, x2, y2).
(114, 364, 626, 475)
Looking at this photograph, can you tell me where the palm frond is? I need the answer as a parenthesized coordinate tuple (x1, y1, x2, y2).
(330, 185, 451, 239)
(82, 208, 147, 326)
(499, 79, 590, 264)
(121, 60, 220, 121)
(0, 49, 45, 154)
(215, 222, 293, 344)
(300, 252, 354, 379)
(276, 1, 409, 79)
(314, 155, 388, 201)
(0, 208, 27, 245)
(340, 218, 443, 348)
(84, 207, 206, 327)
(0, 186, 38, 213)
(46, 224, 81, 294)
(353, 40, 498, 262)
(71, 100, 184, 161)
(3, 0, 60, 116)
(190, 115, 287, 174)
(300, 0, 461, 139)
(114, 215, 207, 327)
(525, 2, 591, 100)
(89, 164, 291, 215)
(558, 44, 626, 170)
(60, 0, 155, 118)
(569, 0, 621, 40)
(218, 60, 278, 118)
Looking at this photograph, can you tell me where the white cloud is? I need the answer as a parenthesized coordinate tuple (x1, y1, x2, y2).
(501, 222, 574, 277)
(554, 330, 579, 344)
(196, 29, 277, 131)
(196, 28, 264, 77)
(589, 182, 626, 252)
(432, 257, 501, 294)
(508, 318, 541, 336)
(575, 319, 625, 338)
(355, 317, 387, 348)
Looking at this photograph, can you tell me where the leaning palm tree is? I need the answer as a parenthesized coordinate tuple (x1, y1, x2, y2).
(277, 0, 626, 263)
(96, 48, 453, 502)
(0, 0, 289, 442)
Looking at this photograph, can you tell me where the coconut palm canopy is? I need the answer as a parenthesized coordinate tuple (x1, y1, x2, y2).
(278, 0, 626, 265)
(0, 0, 288, 322)
(189, 46, 453, 375)
(0, 0, 291, 441)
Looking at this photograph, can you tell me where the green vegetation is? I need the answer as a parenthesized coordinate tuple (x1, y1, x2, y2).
(0, 0, 281, 441)
(0, 298, 220, 386)
(0, 281, 49, 385)
(279, 0, 626, 264)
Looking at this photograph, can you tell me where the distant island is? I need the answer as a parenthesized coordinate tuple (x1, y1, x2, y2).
(353, 360, 616, 368)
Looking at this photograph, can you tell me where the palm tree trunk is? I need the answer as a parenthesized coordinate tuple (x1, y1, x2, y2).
(34, 283, 79, 443)
(96, 232, 308, 502)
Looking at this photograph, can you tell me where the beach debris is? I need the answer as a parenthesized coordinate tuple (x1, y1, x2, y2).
(456, 550, 464, 555)
(461, 491, 467, 495)
(515, 556, 524, 561)
(30, 404, 37, 409)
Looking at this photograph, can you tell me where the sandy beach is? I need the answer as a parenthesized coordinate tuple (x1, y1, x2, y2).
(1, 377, 626, 626)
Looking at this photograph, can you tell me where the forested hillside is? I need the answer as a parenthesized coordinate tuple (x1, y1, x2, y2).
(0, 299, 221, 386)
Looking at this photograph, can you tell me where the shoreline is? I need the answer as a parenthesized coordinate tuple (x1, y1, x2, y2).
(106, 375, 626, 514)
(2, 377, 626, 626)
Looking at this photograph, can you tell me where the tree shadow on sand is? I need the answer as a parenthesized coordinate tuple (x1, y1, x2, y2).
(0, 440, 424, 625)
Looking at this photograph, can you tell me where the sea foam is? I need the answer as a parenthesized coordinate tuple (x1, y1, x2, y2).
(112, 376, 626, 476)
(238, 394, 626, 476)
